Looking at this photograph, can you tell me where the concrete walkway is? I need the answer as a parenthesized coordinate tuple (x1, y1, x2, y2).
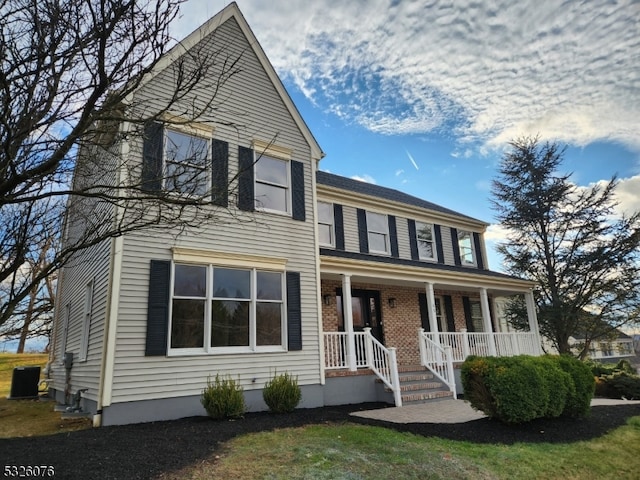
(351, 398, 640, 424)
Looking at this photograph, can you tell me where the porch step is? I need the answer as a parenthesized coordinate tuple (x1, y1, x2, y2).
(387, 366, 454, 405)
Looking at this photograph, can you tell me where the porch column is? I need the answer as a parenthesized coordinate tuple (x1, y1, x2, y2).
(342, 274, 357, 371)
(425, 282, 440, 344)
(525, 290, 542, 354)
(480, 288, 497, 356)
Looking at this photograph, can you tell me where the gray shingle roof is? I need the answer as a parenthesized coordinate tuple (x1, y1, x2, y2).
(316, 170, 486, 225)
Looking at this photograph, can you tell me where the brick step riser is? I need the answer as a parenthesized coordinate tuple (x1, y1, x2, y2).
(399, 383, 448, 392)
(402, 391, 454, 403)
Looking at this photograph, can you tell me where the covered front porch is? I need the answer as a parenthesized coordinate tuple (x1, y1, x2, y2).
(320, 259, 542, 407)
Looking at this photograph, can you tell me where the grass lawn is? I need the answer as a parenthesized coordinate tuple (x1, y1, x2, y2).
(163, 418, 640, 480)
(0, 353, 90, 438)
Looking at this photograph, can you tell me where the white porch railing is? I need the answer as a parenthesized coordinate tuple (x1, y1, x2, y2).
(418, 329, 457, 398)
(423, 329, 541, 363)
(324, 329, 402, 407)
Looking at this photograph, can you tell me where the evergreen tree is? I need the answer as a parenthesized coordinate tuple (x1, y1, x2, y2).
(491, 136, 640, 357)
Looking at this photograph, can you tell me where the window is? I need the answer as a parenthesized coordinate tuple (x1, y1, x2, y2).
(416, 222, 436, 260)
(59, 303, 70, 362)
(317, 201, 334, 246)
(434, 297, 447, 332)
(255, 154, 290, 213)
(164, 128, 209, 195)
(170, 263, 284, 353)
(458, 230, 475, 264)
(470, 300, 484, 332)
(366, 211, 389, 254)
(79, 280, 93, 362)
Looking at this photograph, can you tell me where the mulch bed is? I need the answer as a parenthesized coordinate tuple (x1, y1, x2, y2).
(1, 402, 639, 480)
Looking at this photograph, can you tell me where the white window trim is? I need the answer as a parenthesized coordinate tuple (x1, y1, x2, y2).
(167, 262, 287, 356)
(416, 221, 436, 261)
(458, 230, 476, 265)
(79, 280, 93, 362)
(253, 152, 292, 216)
(163, 127, 211, 196)
(58, 303, 71, 364)
(318, 201, 335, 247)
(366, 211, 390, 255)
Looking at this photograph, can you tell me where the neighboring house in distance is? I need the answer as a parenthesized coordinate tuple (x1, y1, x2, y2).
(48, 3, 542, 426)
(570, 329, 636, 362)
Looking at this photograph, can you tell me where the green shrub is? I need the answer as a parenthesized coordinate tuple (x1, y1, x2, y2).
(588, 359, 636, 377)
(597, 372, 640, 400)
(555, 355, 595, 417)
(461, 355, 594, 424)
(263, 372, 302, 413)
(201, 374, 246, 420)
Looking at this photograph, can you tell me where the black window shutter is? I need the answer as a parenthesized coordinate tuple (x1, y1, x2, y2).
(145, 260, 171, 356)
(286, 271, 302, 351)
(357, 209, 369, 253)
(434, 224, 445, 264)
(462, 296, 474, 332)
(291, 160, 306, 221)
(142, 122, 163, 192)
(211, 139, 229, 207)
(238, 146, 255, 211)
(408, 219, 419, 260)
(473, 232, 485, 269)
(334, 204, 345, 250)
(451, 227, 462, 266)
(418, 292, 430, 331)
(388, 215, 399, 257)
(443, 295, 456, 332)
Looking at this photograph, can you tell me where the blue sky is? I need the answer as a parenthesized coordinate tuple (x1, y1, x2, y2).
(174, 0, 640, 272)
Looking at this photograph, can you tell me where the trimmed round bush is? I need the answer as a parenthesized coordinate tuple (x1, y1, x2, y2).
(462, 355, 594, 424)
(555, 355, 595, 417)
(263, 372, 301, 413)
(201, 374, 246, 420)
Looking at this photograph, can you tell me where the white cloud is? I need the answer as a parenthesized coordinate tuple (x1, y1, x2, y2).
(406, 150, 419, 170)
(176, 0, 640, 151)
(395, 169, 404, 176)
(351, 174, 377, 184)
(484, 224, 512, 243)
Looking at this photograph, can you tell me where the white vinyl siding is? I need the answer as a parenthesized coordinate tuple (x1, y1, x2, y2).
(342, 206, 360, 252)
(108, 15, 321, 404)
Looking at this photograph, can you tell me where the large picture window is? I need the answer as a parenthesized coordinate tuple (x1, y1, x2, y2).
(366, 211, 389, 254)
(170, 263, 284, 353)
(416, 222, 436, 260)
(164, 129, 209, 195)
(255, 154, 290, 213)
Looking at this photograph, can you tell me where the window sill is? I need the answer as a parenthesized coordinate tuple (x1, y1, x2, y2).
(167, 346, 287, 357)
(255, 207, 292, 218)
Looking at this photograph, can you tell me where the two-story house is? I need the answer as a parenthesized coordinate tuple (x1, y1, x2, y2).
(48, 2, 541, 426)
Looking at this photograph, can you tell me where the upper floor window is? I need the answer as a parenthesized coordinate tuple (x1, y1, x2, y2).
(457, 230, 475, 265)
(170, 263, 284, 354)
(317, 201, 334, 247)
(366, 211, 389, 254)
(164, 128, 209, 195)
(416, 222, 436, 260)
(255, 154, 290, 213)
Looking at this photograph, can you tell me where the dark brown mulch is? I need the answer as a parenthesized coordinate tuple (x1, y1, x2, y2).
(1, 402, 639, 480)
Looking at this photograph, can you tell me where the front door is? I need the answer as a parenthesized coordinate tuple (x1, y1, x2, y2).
(337, 289, 384, 344)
